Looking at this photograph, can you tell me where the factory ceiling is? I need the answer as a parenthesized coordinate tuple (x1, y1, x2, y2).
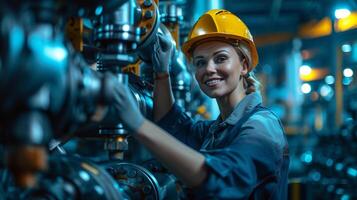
(168, 0, 357, 37)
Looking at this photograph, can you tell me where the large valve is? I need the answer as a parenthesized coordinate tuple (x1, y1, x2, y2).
(0, 0, 186, 199)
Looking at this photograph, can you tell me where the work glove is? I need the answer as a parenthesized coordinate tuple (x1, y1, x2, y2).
(151, 32, 174, 73)
(110, 80, 145, 133)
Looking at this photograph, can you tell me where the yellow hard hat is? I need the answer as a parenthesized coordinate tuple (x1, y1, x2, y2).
(182, 9, 259, 69)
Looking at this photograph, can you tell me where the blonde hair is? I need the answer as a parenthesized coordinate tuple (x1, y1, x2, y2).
(232, 40, 261, 94)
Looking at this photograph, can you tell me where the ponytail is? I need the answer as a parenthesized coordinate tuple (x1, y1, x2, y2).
(232, 41, 261, 94)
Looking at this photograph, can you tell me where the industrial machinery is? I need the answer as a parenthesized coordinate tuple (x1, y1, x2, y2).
(293, 88, 357, 200)
(0, 0, 191, 199)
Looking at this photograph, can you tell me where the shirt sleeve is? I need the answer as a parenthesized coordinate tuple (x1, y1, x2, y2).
(156, 103, 213, 150)
(194, 120, 284, 199)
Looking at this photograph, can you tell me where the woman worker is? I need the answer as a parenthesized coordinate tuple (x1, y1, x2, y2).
(113, 9, 289, 199)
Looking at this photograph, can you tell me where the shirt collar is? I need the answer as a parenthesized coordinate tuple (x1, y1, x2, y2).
(223, 92, 262, 125)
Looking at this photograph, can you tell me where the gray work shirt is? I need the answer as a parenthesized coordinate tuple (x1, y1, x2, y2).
(158, 92, 289, 199)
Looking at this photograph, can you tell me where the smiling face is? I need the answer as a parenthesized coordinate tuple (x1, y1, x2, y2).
(192, 41, 248, 99)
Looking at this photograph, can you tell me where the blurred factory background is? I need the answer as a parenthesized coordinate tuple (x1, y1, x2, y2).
(183, 1, 357, 198)
(0, 0, 356, 199)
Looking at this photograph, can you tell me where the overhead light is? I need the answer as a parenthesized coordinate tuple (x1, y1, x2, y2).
(300, 151, 313, 163)
(343, 68, 353, 77)
(343, 77, 353, 85)
(310, 171, 321, 182)
(299, 65, 312, 76)
(341, 44, 352, 53)
(325, 75, 335, 85)
(335, 8, 351, 19)
(122, 24, 130, 32)
(95, 6, 103, 16)
(347, 167, 357, 177)
(335, 12, 357, 32)
(319, 84, 334, 100)
(44, 46, 68, 62)
(301, 83, 312, 94)
(300, 68, 329, 81)
(341, 195, 350, 200)
(335, 163, 344, 171)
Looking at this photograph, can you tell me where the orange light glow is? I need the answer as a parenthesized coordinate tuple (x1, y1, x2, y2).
(335, 12, 357, 32)
(300, 68, 330, 81)
(298, 17, 332, 38)
(301, 50, 313, 60)
(116, 137, 125, 142)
